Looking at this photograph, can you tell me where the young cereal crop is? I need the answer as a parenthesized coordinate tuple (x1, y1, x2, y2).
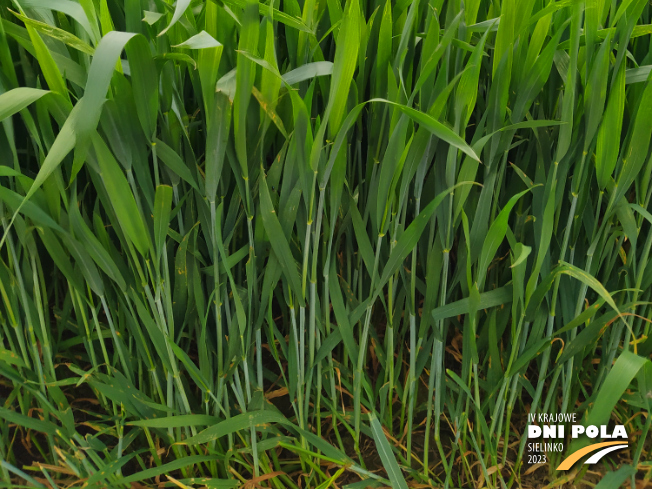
(0, 0, 652, 487)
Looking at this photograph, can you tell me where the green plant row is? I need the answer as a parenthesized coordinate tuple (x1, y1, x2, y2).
(0, 0, 651, 487)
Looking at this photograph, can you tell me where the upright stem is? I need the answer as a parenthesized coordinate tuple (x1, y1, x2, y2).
(354, 235, 383, 450)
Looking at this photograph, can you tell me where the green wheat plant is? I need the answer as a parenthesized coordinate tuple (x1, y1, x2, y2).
(0, 0, 652, 487)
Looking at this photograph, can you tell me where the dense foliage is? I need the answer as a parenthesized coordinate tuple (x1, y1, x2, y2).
(1, 0, 652, 487)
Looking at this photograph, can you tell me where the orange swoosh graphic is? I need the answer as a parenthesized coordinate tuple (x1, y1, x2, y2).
(557, 441, 626, 470)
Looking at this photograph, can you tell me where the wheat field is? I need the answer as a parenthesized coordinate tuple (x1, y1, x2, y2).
(0, 0, 652, 487)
